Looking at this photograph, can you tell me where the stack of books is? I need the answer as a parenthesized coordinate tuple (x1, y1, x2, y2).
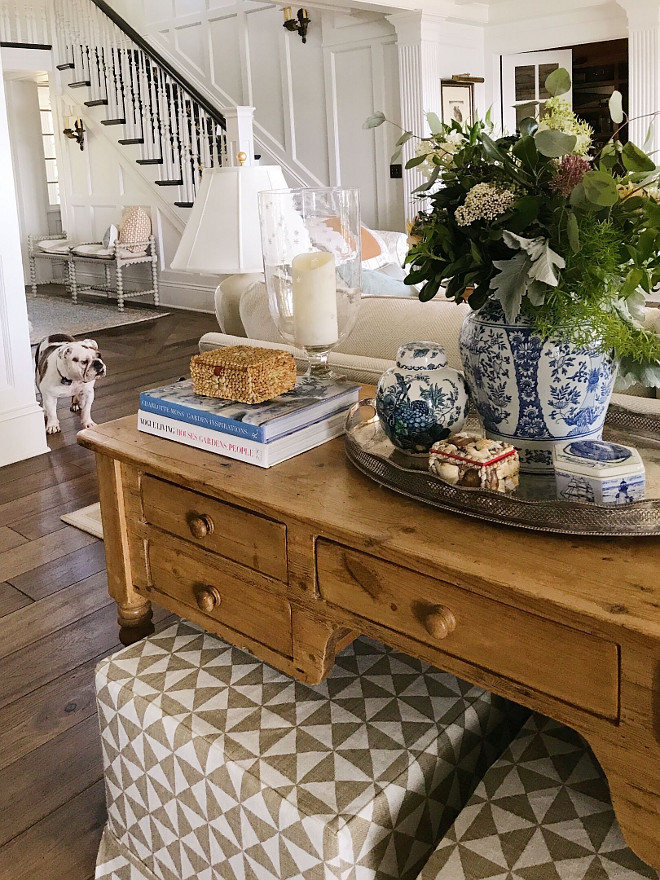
(137, 374, 361, 467)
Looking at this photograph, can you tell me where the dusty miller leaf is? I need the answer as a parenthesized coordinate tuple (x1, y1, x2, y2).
(527, 241, 565, 287)
(489, 252, 533, 323)
(502, 231, 546, 261)
(615, 357, 660, 390)
(527, 281, 548, 306)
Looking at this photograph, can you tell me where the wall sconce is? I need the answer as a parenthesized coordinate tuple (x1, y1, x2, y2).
(282, 7, 310, 43)
(63, 116, 85, 150)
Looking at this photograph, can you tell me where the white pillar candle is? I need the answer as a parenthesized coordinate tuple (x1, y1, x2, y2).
(292, 251, 338, 347)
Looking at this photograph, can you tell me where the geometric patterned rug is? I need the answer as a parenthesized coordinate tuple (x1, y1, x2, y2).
(95, 621, 529, 880)
(420, 713, 659, 880)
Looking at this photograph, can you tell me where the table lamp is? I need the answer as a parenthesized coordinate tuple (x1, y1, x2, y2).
(170, 155, 287, 335)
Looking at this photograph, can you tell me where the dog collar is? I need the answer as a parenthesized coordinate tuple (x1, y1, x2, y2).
(57, 366, 72, 386)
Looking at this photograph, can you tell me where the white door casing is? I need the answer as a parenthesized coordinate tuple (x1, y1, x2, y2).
(0, 50, 49, 466)
(501, 48, 573, 135)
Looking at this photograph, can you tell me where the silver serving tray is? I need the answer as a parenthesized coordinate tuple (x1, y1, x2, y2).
(344, 399, 660, 536)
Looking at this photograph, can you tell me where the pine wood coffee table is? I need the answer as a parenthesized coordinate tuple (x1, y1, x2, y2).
(79, 411, 660, 871)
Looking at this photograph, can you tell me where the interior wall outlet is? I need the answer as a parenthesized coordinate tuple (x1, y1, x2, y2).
(389, 164, 402, 179)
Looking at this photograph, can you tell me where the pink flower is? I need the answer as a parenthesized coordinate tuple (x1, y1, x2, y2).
(549, 155, 592, 197)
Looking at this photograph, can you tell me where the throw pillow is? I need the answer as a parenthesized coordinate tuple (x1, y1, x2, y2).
(118, 206, 151, 255)
(361, 268, 417, 298)
(102, 224, 118, 249)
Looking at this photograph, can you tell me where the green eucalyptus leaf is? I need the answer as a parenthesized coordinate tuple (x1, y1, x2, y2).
(621, 141, 655, 173)
(569, 182, 587, 207)
(390, 148, 402, 163)
(608, 90, 624, 124)
(426, 112, 443, 135)
(534, 128, 577, 158)
(582, 170, 619, 206)
(394, 131, 413, 147)
(638, 228, 658, 262)
(599, 142, 618, 171)
(363, 111, 386, 129)
(544, 67, 571, 97)
(405, 154, 427, 169)
(567, 211, 580, 252)
(518, 117, 539, 138)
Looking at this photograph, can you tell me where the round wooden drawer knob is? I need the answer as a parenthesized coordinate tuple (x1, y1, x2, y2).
(196, 585, 222, 613)
(424, 605, 456, 640)
(189, 513, 214, 539)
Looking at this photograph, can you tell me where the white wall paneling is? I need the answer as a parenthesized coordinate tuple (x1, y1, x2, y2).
(0, 49, 50, 465)
(104, 0, 403, 229)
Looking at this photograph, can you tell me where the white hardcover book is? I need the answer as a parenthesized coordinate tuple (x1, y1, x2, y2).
(137, 408, 348, 467)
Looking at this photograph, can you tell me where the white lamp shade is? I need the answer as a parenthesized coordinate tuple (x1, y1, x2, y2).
(170, 164, 288, 275)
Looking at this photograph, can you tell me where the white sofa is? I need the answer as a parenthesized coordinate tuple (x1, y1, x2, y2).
(201, 303, 660, 419)
(201, 229, 660, 414)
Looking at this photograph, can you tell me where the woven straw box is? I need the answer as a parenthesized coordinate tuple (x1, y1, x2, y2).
(190, 345, 297, 404)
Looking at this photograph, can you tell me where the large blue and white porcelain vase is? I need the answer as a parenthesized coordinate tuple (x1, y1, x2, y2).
(459, 302, 616, 473)
(376, 341, 469, 453)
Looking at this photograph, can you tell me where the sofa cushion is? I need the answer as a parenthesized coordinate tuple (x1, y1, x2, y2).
(238, 282, 469, 371)
(421, 713, 659, 880)
(96, 621, 527, 880)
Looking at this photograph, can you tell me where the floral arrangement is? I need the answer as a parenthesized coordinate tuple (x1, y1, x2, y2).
(365, 69, 660, 387)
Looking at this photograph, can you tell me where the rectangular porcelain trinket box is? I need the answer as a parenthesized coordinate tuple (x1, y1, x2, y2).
(553, 439, 645, 505)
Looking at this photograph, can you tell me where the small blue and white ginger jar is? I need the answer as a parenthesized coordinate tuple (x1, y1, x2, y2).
(376, 341, 469, 453)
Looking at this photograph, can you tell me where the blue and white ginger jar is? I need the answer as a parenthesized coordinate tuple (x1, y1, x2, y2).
(459, 302, 616, 473)
(376, 341, 469, 453)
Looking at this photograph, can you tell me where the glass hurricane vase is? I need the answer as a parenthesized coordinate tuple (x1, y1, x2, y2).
(258, 187, 362, 377)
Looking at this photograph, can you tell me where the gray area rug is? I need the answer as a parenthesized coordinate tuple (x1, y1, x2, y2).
(28, 295, 168, 345)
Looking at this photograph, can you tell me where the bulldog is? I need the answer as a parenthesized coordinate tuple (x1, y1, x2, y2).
(35, 334, 107, 434)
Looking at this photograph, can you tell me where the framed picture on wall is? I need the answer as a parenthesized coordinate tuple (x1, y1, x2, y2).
(441, 81, 474, 125)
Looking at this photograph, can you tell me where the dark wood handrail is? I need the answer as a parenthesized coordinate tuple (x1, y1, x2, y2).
(89, 0, 225, 129)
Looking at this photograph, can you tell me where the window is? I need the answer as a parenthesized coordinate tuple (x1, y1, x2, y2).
(37, 84, 59, 206)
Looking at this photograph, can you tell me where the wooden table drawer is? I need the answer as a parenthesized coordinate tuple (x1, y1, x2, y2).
(317, 540, 619, 719)
(148, 541, 292, 656)
(141, 475, 287, 581)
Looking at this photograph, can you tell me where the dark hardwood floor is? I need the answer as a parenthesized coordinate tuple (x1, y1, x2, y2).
(0, 306, 212, 880)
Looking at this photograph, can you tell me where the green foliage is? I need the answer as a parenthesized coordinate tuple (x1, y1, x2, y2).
(370, 66, 660, 373)
(544, 67, 571, 97)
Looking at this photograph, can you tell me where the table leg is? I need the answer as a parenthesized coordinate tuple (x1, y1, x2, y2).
(95, 453, 155, 646)
(584, 642, 660, 871)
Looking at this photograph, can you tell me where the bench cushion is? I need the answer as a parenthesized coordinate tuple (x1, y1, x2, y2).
(420, 713, 659, 880)
(95, 620, 527, 880)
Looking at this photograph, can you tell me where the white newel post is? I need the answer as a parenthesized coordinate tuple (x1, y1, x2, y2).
(224, 106, 256, 166)
(0, 50, 49, 466)
(618, 0, 660, 155)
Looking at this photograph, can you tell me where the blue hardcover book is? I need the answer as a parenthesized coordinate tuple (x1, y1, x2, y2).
(139, 375, 361, 442)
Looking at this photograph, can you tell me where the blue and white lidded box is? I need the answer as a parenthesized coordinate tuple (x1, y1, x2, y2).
(553, 439, 646, 505)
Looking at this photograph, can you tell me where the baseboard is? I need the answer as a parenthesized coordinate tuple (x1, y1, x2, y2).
(0, 399, 49, 465)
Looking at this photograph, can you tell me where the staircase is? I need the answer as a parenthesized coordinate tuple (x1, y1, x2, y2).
(53, 0, 229, 209)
